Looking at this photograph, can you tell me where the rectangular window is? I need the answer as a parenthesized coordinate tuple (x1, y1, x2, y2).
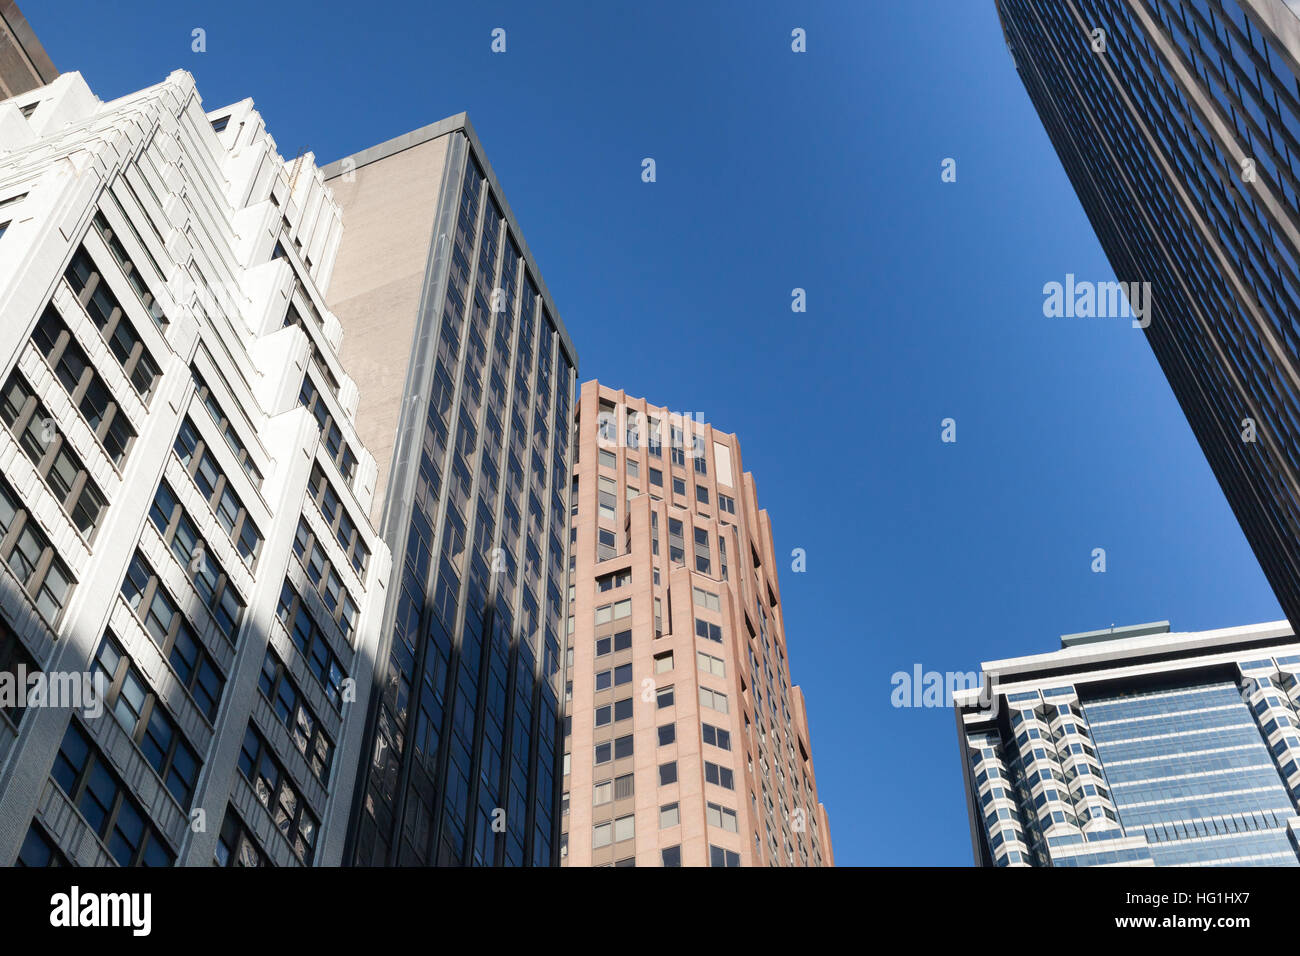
(305, 462, 370, 575)
(695, 618, 723, 643)
(289, 516, 360, 637)
(719, 494, 736, 515)
(699, 686, 728, 714)
(592, 821, 612, 848)
(593, 780, 612, 805)
(709, 844, 740, 867)
(657, 685, 674, 709)
(660, 803, 679, 829)
(659, 761, 678, 786)
(693, 587, 721, 612)
(697, 651, 726, 677)
(654, 650, 674, 673)
(613, 814, 635, 843)
(703, 722, 732, 751)
(614, 772, 634, 800)
(661, 845, 682, 867)
(707, 801, 739, 832)
(658, 722, 676, 746)
(704, 761, 735, 790)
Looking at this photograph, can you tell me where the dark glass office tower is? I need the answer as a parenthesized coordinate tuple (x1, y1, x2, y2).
(996, 0, 1300, 625)
(323, 116, 577, 866)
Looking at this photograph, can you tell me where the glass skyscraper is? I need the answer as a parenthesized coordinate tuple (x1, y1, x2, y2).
(323, 116, 577, 866)
(956, 620, 1300, 866)
(995, 0, 1300, 628)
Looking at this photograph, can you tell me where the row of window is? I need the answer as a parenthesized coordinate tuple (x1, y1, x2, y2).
(65, 246, 161, 399)
(1, 371, 107, 536)
(173, 417, 262, 568)
(291, 517, 360, 637)
(237, 724, 318, 864)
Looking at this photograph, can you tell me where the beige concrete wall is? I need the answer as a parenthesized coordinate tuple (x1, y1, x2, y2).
(325, 134, 450, 523)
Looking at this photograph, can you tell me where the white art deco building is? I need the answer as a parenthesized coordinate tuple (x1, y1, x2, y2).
(0, 69, 391, 866)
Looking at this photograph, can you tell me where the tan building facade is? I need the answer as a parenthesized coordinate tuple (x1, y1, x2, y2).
(562, 380, 831, 867)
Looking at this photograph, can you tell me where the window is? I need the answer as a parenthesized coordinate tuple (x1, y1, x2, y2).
(276, 580, 348, 710)
(614, 772, 634, 800)
(237, 725, 318, 863)
(704, 761, 735, 790)
(258, 648, 334, 781)
(703, 722, 732, 751)
(215, 806, 269, 867)
(595, 628, 632, 656)
(657, 685, 675, 709)
(597, 528, 616, 561)
(0, 191, 26, 209)
(64, 247, 160, 398)
(19, 103, 38, 118)
(593, 780, 612, 805)
(613, 734, 633, 759)
(210, 115, 230, 133)
(698, 650, 726, 677)
(290, 517, 360, 637)
(719, 494, 736, 515)
(658, 722, 676, 746)
(660, 802, 680, 829)
(120, 551, 224, 720)
(595, 742, 612, 765)
(173, 417, 262, 567)
(649, 467, 663, 487)
(0, 221, 8, 240)
(592, 821, 612, 849)
(659, 761, 678, 785)
(0, 474, 75, 623)
(51, 722, 174, 866)
(1, 371, 108, 535)
(0, 619, 37, 727)
(31, 306, 136, 465)
(707, 802, 739, 832)
(16, 823, 68, 867)
(709, 844, 741, 867)
(695, 618, 723, 643)
(654, 650, 674, 673)
(699, 686, 728, 714)
(672, 476, 686, 496)
(596, 568, 631, 592)
(148, 482, 245, 640)
(613, 814, 635, 843)
(693, 587, 721, 612)
(694, 527, 711, 574)
(598, 449, 616, 470)
(305, 463, 370, 574)
(627, 459, 639, 479)
(93, 631, 202, 807)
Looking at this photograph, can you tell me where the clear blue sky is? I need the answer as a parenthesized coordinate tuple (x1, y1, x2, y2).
(30, 0, 1284, 866)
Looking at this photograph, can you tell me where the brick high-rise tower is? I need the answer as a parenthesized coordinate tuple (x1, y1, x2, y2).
(560, 381, 831, 867)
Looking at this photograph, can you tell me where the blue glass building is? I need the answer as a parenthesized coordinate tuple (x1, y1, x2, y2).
(995, 0, 1300, 631)
(956, 620, 1300, 866)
